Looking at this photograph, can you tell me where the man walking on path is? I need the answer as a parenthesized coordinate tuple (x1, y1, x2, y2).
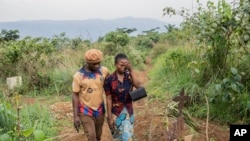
(72, 49, 109, 141)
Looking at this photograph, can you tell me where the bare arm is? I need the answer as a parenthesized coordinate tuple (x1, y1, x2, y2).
(72, 92, 79, 118)
(72, 92, 80, 131)
(125, 61, 142, 88)
(106, 95, 114, 128)
(130, 69, 142, 89)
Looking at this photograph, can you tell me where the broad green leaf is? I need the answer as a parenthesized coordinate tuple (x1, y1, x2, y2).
(240, 72, 246, 76)
(236, 82, 244, 88)
(211, 23, 217, 28)
(21, 128, 34, 137)
(246, 101, 250, 110)
(231, 67, 238, 75)
(243, 34, 249, 42)
(194, 68, 200, 73)
(235, 74, 242, 81)
(222, 92, 229, 102)
(230, 83, 237, 92)
(33, 130, 45, 141)
(231, 96, 235, 102)
(215, 84, 222, 91)
(0, 133, 12, 141)
(223, 78, 230, 84)
(222, 95, 227, 102)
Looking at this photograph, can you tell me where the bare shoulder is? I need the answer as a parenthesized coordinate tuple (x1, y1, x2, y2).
(101, 66, 109, 77)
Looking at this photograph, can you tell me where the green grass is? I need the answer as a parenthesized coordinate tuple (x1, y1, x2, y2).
(0, 102, 16, 134)
(147, 46, 199, 100)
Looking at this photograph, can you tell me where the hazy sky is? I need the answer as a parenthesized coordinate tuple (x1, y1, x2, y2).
(0, 0, 231, 22)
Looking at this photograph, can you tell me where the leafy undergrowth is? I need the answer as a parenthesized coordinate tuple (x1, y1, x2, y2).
(0, 95, 61, 141)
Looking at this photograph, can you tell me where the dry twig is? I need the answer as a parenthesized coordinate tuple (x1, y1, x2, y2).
(205, 95, 209, 141)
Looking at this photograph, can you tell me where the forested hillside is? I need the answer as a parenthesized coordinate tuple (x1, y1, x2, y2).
(0, 17, 169, 41)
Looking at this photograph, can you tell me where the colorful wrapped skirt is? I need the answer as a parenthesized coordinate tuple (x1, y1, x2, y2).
(111, 108, 134, 141)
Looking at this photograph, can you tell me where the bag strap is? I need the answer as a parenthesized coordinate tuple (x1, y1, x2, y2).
(128, 72, 134, 92)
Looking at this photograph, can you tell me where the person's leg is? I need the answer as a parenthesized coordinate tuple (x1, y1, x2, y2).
(110, 114, 121, 140)
(95, 114, 105, 141)
(120, 108, 134, 141)
(79, 114, 97, 141)
(122, 119, 134, 141)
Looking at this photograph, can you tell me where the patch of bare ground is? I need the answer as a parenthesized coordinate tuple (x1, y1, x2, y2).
(48, 98, 229, 141)
(49, 101, 113, 141)
(133, 99, 229, 141)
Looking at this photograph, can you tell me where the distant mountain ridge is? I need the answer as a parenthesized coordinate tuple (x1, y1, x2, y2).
(0, 17, 174, 41)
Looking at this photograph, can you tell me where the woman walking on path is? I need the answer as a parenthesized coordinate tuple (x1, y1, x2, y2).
(104, 53, 142, 141)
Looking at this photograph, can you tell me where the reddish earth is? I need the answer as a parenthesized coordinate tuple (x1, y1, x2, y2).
(48, 99, 229, 141)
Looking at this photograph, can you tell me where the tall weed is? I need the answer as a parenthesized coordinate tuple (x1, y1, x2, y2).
(147, 46, 199, 100)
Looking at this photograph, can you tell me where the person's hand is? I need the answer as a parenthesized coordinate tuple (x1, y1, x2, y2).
(108, 117, 115, 129)
(74, 116, 81, 133)
(124, 60, 132, 72)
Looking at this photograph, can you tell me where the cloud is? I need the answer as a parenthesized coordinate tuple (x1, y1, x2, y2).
(1, 0, 222, 22)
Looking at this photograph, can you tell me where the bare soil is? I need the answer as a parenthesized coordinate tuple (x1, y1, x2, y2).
(48, 98, 229, 141)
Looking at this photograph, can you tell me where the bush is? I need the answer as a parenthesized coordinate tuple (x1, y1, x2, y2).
(150, 43, 170, 58)
(237, 55, 250, 92)
(136, 36, 155, 48)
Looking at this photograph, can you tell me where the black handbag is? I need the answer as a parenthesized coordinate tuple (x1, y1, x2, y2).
(129, 87, 147, 101)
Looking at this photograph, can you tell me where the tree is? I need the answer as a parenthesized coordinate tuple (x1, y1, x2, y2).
(116, 28, 137, 34)
(142, 27, 160, 44)
(142, 27, 160, 34)
(103, 30, 130, 55)
(164, 24, 178, 33)
(104, 30, 129, 47)
(0, 29, 20, 42)
(51, 32, 70, 48)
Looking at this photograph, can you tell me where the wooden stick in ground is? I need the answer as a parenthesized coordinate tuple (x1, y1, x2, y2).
(205, 95, 209, 141)
(148, 117, 153, 141)
(173, 88, 190, 141)
(17, 107, 21, 141)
